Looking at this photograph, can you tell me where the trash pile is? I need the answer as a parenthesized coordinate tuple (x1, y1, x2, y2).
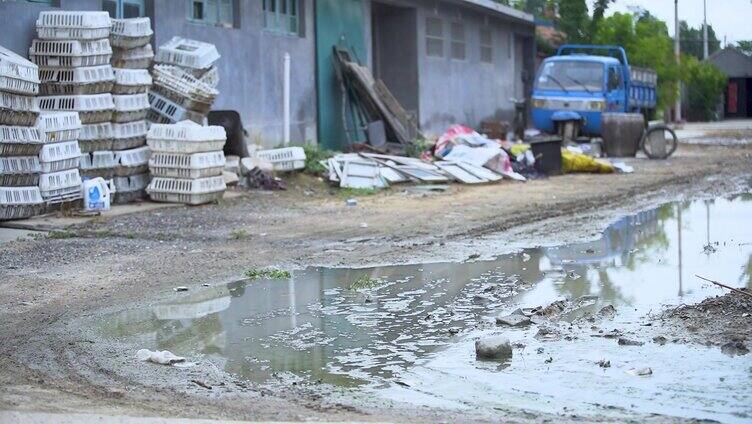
(148, 37, 220, 125)
(146, 120, 227, 205)
(322, 125, 524, 189)
(108, 17, 153, 203)
(0, 46, 47, 220)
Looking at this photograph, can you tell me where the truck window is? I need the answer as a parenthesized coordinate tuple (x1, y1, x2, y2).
(608, 67, 622, 91)
(535, 60, 605, 92)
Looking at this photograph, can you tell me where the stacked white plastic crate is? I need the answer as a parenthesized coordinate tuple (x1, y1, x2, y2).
(146, 120, 227, 205)
(0, 46, 47, 220)
(109, 17, 153, 203)
(148, 37, 220, 125)
(30, 11, 114, 205)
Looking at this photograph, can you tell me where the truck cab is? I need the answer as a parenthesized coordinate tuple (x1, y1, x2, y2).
(531, 45, 656, 137)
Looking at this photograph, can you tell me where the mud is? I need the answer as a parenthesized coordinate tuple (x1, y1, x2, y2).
(1, 143, 751, 422)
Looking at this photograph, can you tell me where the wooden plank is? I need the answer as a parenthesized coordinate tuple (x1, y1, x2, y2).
(374, 79, 422, 141)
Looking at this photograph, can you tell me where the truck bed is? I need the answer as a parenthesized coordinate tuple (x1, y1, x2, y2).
(629, 66, 657, 110)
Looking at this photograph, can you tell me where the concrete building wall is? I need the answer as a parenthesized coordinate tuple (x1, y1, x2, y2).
(0, 0, 102, 56)
(0, 0, 318, 148)
(411, 0, 534, 136)
(151, 0, 317, 147)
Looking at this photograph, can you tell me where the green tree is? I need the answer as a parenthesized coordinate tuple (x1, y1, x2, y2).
(737, 41, 752, 56)
(681, 56, 727, 121)
(680, 21, 721, 60)
(592, 12, 680, 111)
(556, 0, 589, 43)
(589, 0, 615, 42)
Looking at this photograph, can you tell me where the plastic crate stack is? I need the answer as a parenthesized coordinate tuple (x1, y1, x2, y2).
(0, 46, 46, 220)
(108, 17, 153, 203)
(146, 120, 226, 205)
(149, 37, 220, 125)
(30, 11, 115, 205)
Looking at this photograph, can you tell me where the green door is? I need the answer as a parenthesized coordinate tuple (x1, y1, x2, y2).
(315, 0, 367, 150)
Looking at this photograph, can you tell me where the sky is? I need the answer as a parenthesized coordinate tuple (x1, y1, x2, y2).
(602, 0, 752, 46)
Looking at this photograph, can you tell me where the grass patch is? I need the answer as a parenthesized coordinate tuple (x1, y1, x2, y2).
(303, 144, 338, 175)
(229, 229, 250, 240)
(348, 275, 380, 291)
(337, 188, 379, 199)
(244, 268, 292, 280)
(47, 230, 76, 239)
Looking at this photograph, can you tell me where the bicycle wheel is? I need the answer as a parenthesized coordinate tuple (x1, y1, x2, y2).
(640, 124, 678, 159)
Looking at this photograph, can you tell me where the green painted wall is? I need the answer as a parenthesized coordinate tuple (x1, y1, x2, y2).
(315, 0, 368, 150)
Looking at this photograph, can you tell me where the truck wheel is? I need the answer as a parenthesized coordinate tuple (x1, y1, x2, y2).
(640, 124, 678, 159)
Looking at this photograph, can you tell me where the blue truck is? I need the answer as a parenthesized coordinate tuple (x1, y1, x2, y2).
(531, 44, 657, 137)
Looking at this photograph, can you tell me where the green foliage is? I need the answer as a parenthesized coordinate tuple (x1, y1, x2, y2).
(681, 56, 727, 121)
(737, 41, 752, 56)
(337, 188, 378, 198)
(244, 268, 292, 280)
(592, 12, 680, 111)
(47, 230, 75, 239)
(405, 138, 431, 158)
(556, 0, 589, 43)
(302, 143, 338, 175)
(229, 229, 250, 240)
(680, 21, 721, 60)
(348, 275, 380, 291)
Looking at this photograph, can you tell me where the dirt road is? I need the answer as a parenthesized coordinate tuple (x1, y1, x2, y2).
(0, 142, 750, 423)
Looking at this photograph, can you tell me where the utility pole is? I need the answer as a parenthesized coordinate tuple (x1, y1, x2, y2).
(674, 0, 682, 122)
(703, 0, 709, 59)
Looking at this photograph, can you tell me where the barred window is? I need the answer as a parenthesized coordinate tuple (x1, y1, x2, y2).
(480, 27, 493, 63)
(450, 22, 465, 60)
(425, 17, 444, 57)
(188, 0, 237, 28)
(263, 0, 302, 36)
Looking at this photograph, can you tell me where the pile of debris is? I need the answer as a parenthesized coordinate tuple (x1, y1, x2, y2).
(108, 17, 153, 203)
(322, 125, 525, 189)
(332, 46, 421, 147)
(148, 37, 219, 125)
(0, 45, 47, 220)
(146, 120, 227, 205)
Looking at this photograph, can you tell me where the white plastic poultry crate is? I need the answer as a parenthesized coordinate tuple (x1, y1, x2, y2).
(112, 68, 152, 94)
(38, 64, 114, 95)
(38, 93, 114, 124)
(36, 11, 111, 40)
(38, 168, 82, 203)
(38, 140, 81, 173)
(0, 186, 45, 220)
(146, 121, 225, 153)
(111, 44, 153, 69)
(79, 150, 116, 178)
(113, 172, 149, 204)
(0, 125, 44, 156)
(154, 37, 220, 70)
(114, 146, 149, 176)
(198, 66, 219, 88)
(0, 92, 40, 126)
(0, 156, 41, 186)
(29, 39, 112, 68)
(78, 122, 112, 152)
(110, 17, 153, 48)
(111, 120, 147, 150)
(147, 175, 226, 205)
(255, 147, 306, 172)
(112, 93, 149, 123)
(0, 46, 40, 96)
(147, 90, 204, 125)
(152, 65, 217, 112)
(149, 150, 225, 179)
(36, 111, 81, 143)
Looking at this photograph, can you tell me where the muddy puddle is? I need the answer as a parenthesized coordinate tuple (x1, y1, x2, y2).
(101, 194, 752, 422)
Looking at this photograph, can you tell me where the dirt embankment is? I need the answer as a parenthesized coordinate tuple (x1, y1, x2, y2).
(0, 143, 751, 422)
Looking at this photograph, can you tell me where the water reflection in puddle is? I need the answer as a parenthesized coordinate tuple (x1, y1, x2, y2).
(101, 194, 752, 421)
